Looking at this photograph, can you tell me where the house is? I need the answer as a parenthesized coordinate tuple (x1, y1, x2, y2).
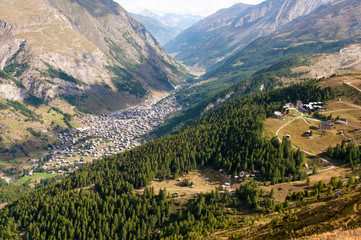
(303, 130, 312, 137)
(274, 111, 285, 120)
(320, 121, 335, 130)
(283, 103, 294, 109)
(296, 100, 303, 110)
(338, 118, 348, 124)
(303, 102, 324, 112)
(221, 185, 228, 190)
(221, 184, 231, 191)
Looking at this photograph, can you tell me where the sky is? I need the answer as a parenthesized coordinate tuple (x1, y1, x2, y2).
(115, 0, 265, 16)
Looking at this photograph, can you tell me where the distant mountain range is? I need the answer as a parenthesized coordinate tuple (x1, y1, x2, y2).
(208, 0, 361, 80)
(165, 0, 337, 70)
(163, 0, 361, 135)
(0, 0, 187, 113)
(132, 10, 203, 45)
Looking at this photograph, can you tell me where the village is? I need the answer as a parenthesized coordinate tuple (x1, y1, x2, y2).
(10, 96, 182, 179)
(274, 100, 358, 133)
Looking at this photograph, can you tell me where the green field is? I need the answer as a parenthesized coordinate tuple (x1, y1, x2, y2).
(14, 172, 56, 185)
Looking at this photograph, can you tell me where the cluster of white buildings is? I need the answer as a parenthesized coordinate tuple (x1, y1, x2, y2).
(41, 96, 181, 171)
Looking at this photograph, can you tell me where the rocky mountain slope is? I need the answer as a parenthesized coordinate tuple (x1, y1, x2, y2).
(0, 0, 186, 113)
(132, 14, 178, 46)
(165, 0, 336, 70)
(208, 0, 361, 80)
(133, 10, 203, 45)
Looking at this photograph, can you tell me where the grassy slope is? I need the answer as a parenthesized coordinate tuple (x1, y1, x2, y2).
(0, 98, 82, 169)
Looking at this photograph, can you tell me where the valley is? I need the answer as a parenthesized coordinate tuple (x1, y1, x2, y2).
(0, 95, 181, 185)
(1, 0, 361, 239)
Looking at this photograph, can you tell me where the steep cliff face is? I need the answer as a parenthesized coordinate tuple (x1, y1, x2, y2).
(0, 0, 186, 113)
(165, 0, 336, 70)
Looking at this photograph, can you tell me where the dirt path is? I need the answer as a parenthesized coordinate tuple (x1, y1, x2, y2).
(276, 112, 336, 174)
(346, 82, 361, 93)
(276, 105, 361, 174)
(330, 55, 361, 75)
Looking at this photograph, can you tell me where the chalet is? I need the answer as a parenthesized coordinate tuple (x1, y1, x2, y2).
(303, 102, 324, 112)
(303, 130, 312, 137)
(274, 111, 285, 120)
(320, 121, 335, 130)
(338, 118, 348, 124)
(337, 131, 345, 136)
(283, 103, 294, 109)
(221, 185, 229, 191)
(221, 183, 231, 191)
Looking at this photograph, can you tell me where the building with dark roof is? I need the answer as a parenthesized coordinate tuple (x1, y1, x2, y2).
(320, 121, 335, 130)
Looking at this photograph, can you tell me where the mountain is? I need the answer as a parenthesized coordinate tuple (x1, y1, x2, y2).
(156, 0, 361, 139)
(208, 0, 361, 80)
(133, 10, 203, 45)
(3, 72, 360, 238)
(0, 0, 186, 114)
(132, 14, 179, 46)
(165, 0, 336, 70)
(0, 77, 336, 239)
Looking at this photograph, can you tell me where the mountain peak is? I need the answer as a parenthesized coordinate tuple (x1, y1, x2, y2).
(0, 0, 186, 113)
(165, 0, 336, 70)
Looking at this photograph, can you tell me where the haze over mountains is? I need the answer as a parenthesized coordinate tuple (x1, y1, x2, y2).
(132, 10, 203, 45)
(165, 0, 337, 70)
(0, 0, 186, 113)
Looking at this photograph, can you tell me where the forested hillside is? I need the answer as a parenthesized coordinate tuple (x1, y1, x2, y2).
(171, 0, 361, 116)
(152, 56, 310, 137)
(0, 81, 332, 239)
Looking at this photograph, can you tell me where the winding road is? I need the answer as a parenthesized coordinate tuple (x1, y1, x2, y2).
(346, 82, 361, 93)
(276, 81, 361, 174)
(275, 107, 360, 175)
(276, 113, 336, 175)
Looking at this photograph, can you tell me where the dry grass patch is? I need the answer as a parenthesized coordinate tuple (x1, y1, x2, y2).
(263, 112, 302, 139)
(261, 167, 351, 202)
(278, 109, 360, 155)
(299, 228, 361, 240)
(137, 168, 224, 199)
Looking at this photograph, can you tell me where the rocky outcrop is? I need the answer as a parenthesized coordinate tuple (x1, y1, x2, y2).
(0, 0, 186, 113)
(0, 84, 27, 100)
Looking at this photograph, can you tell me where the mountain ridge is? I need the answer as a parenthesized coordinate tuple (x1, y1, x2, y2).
(0, 0, 186, 113)
(132, 10, 203, 45)
(165, 0, 336, 70)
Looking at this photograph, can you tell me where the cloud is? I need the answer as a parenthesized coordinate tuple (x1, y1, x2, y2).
(116, 0, 265, 16)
